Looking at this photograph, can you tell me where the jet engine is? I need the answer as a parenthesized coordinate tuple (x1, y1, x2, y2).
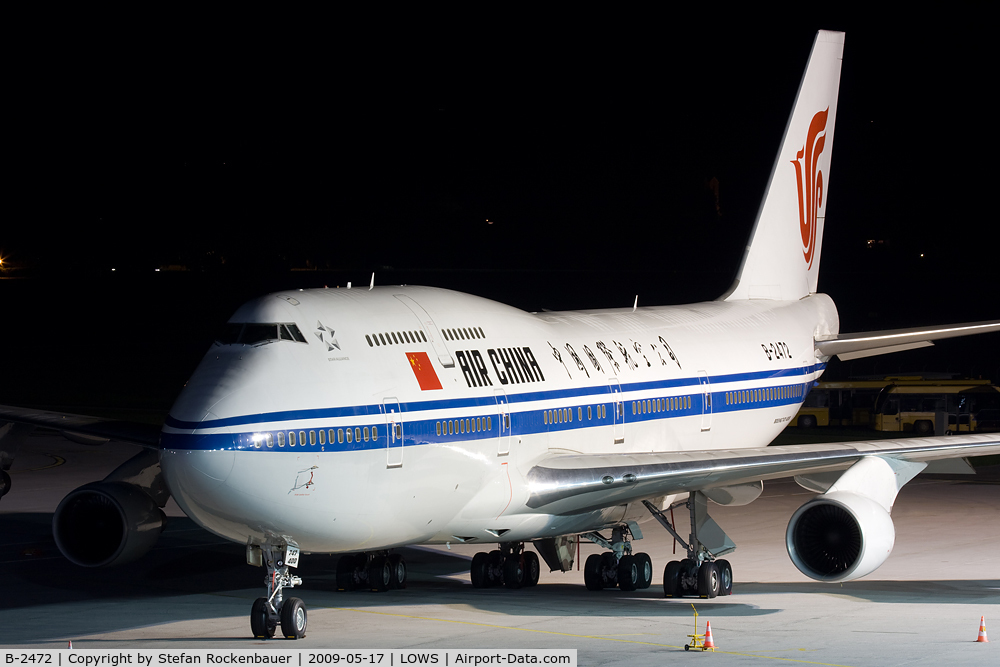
(785, 490, 895, 582)
(53, 481, 166, 567)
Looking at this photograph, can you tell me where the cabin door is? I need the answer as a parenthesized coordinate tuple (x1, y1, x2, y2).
(609, 378, 624, 444)
(495, 389, 511, 456)
(384, 397, 403, 468)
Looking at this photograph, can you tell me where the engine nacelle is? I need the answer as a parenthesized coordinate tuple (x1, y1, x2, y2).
(785, 490, 895, 582)
(53, 481, 166, 567)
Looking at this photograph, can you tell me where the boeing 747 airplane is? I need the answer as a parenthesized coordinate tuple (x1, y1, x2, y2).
(2, 30, 999, 641)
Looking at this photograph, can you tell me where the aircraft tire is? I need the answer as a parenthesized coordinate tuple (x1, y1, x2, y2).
(663, 560, 682, 597)
(698, 562, 720, 598)
(717, 559, 733, 596)
(389, 554, 407, 589)
(600, 552, 618, 588)
(250, 597, 275, 639)
(369, 556, 391, 592)
(488, 550, 504, 586)
(0, 470, 10, 498)
(523, 551, 540, 587)
(336, 555, 357, 591)
(635, 553, 653, 589)
(584, 554, 603, 591)
(503, 555, 525, 589)
(280, 597, 307, 639)
(471, 552, 489, 588)
(617, 554, 638, 591)
(678, 558, 697, 595)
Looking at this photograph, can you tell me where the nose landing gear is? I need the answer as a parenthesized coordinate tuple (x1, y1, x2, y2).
(247, 541, 306, 639)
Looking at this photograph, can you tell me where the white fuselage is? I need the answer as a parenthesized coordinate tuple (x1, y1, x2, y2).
(160, 285, 839, 552)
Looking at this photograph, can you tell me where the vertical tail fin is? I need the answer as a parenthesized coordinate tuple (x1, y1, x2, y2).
(722, 30, 844, 302)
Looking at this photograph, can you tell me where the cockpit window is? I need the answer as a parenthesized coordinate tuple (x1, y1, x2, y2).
(216, 322, 308, 345)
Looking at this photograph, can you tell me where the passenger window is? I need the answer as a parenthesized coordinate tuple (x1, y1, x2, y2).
(328, 429, 335, 444)
(355, 427, 361, 442)
(266, 433, 274, 448)
(587, 406, 592, 420)
(346, 428, 353, 443)
(476, 417, 481, 432)
(338, 429, 344, 443)
(460, 420, 465, 434)
(319, 429, 325, 445)
(449, 421, 454, 435)
(299, 431, 306, 446)
(504, 414, 510, 430)
(288, 431, 296, 446)
(436, 421, 441, 436)
(278, 431, 285, 447)
(578, 407, 583, 421)
(487, 417, 492, 431)
(366, 335, 373, 347)
(371, 426, 377, 440)
(364, 427, 369, 442)
(544, 411, 548, 425)
(309, 430, 316, 446)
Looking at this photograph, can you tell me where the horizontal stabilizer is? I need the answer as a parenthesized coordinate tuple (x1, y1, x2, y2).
(815, 320, 1000, 361)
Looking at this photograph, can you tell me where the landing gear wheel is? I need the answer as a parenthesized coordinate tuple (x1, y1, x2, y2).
(678, 558, 696, 595)
(617, 555, 638, 591)
(471, 552, 489, 588)
(635, 553, 653, 589)
(600, 552, 618, 588)
(716, 559, 733, 596)
(369, 556, 391, 592)
(389, 554, 407, 589)
(250, 597, 275, 638)
(698, 562, 720, 598)
(336, 555, 357, 591)
(663, 560, 682, 598)
(280, 597, 307, 639)
(0, 470, 10, 498)
(584, 554, 604, 591)
(523, 551, 540, 587)
(488, 550, 504, 586)
(503, 555, 525, 589)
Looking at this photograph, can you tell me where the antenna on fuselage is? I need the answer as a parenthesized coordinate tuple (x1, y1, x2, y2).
(370, 272, 375, 290)
(633, 295, 638, 312)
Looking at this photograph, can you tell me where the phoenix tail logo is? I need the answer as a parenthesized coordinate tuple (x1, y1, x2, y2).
(791, 108, 829, 268)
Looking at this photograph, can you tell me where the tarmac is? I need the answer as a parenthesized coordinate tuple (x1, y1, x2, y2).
(1, 430, 997, 666)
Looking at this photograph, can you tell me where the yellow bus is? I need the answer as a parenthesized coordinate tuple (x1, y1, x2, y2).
(795, 380, 890, 428)
(795, 377, 1000, 433)
(872, 379, 998, 434)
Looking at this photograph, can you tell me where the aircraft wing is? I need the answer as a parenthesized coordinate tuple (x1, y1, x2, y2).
(0, 404, 161, 448)
(815, 320, 1000, 361)
(525, 433, 1000, 515)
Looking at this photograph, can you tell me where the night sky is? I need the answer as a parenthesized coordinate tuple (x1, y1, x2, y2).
(4, 14, 998, 412)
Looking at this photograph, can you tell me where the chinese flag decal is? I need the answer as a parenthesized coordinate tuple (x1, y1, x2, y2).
(406, 352, 442, 390)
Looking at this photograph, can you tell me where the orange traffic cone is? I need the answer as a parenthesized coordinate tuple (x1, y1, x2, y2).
(703, 621, 717, 649)
(67, 641, 73, 649)
(975, 616, 988, 643)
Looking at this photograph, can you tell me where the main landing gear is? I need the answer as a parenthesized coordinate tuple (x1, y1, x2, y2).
(247, 542, 307, 640)
(470, 542, 541, 589)
(642, 493, 735, 599)
(336, 551, 407, 592)
(580, 525, 654, 592)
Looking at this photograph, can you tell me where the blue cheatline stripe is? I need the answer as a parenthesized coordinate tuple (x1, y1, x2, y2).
(163, 363, 825, 431)
(159, 376, 818, 453)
